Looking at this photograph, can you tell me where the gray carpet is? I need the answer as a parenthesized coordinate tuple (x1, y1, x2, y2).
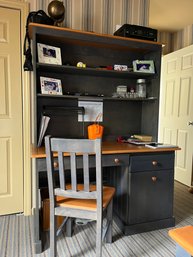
(0, 181, 193, 257)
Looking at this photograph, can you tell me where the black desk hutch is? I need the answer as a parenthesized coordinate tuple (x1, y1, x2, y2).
(29, 23, 162, 143)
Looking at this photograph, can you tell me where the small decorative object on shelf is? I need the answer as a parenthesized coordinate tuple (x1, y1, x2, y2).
(48, 0, 65, 26)
(77, 62, 86, 68)
(116, 85, 127, 98)
(129, 87, 136, 98)
(37, 43, 62, 65)
(114, 64, 128, 71)
(40, 76, 63, 95)
(133, 60, 155, 73)
(136, 78, 146, 98)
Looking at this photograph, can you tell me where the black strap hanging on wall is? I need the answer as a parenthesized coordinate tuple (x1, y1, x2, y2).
(23, 10, 54, 71)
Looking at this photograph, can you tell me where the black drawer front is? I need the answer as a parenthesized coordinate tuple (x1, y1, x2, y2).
(37, 156, 97, 172)
(129, 152, 174, 172)
(102, 154, 129, 167)
(37, 153, 129, 172)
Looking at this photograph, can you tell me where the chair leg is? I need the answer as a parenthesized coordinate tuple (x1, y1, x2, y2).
(66, 217, 73, 237)
(50, 211, 57, 257)
(105, 200, 113, 243)
(96, 214, 102, 257)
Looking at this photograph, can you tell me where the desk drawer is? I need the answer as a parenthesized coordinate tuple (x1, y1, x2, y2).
(37, 153, 129, 172)
(37, 156, 96, 172)
(102, 154, 129, 167)
(129, 152, 174, 172)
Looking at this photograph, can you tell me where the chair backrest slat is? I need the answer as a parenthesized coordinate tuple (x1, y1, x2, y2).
(70, 153, 77, 191)
(45, 136, 102, 203)
(58, 151, 65, 189)
(83, 153, 90, 192)
(95, 139, 103, 211)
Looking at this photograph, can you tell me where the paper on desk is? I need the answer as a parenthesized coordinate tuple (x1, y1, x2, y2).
(145, 143, 178, 149)
(78, 101, 103, 122)
(37, 115, 50, 147)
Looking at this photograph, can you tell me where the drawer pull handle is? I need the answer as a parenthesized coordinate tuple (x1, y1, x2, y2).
(54, 161, 59, 168)
(152, 161, 158, 166)
(114, 158, 120, 164)
(152, 176, 157, 182)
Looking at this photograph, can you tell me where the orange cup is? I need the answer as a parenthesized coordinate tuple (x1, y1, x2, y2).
(88, 124, 104, 139)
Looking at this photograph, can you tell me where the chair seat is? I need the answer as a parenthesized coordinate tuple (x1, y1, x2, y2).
(56, 184, 115, 211)
(169, 226, 193, 256)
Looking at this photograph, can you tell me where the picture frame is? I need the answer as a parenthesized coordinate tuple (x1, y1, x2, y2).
(37, 43, 62, 65)
(133, 60, 155, 73)
(40, 77, 63, 95)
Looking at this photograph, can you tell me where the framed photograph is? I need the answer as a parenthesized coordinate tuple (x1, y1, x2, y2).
(40, 77, 63, 95)
(37, 43, 62, 65)
(133, 60, 155, 73)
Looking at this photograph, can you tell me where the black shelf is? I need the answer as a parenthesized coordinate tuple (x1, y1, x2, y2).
(36, 63, 157, 79)
(104, 97, 157, 101)
(29, 23, 162, 53)
(37, 93, 157, 101)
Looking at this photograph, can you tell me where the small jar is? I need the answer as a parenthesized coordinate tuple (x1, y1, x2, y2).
(136, 79, 146, 98)
(129, 88, 135, 98)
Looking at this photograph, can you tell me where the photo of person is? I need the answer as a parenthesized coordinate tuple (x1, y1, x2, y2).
(44, 81, 58, 91)
(43, 47, 56, 58)
(40, 77, 63, 95)
(133, 60, 155, 73)
(136, 63, 151, 71)
(37, 43, 62, 65)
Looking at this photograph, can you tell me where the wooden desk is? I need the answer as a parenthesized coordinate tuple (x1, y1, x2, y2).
(32, 142, 180, 253)
(32, 141, 179, 157)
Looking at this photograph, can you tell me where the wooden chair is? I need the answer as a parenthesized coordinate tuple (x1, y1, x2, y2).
(45, 136, 115, 257)
(169, 226, 193, 257)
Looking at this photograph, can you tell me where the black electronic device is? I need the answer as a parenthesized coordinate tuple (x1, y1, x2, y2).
(114, 24, 157, 42)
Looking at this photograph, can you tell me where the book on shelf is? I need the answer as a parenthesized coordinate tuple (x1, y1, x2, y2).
(117, 135, 154, 145)
(37, 115, 50, 147)
(128, 139, 153, 146)
(145, 143, 178, 149)
(133, 134, 152, 142)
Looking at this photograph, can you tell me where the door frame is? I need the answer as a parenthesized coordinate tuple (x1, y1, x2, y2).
(0, 0, 31, 215)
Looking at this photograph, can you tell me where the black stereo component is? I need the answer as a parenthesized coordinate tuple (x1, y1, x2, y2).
(114, 24, 157, 42)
